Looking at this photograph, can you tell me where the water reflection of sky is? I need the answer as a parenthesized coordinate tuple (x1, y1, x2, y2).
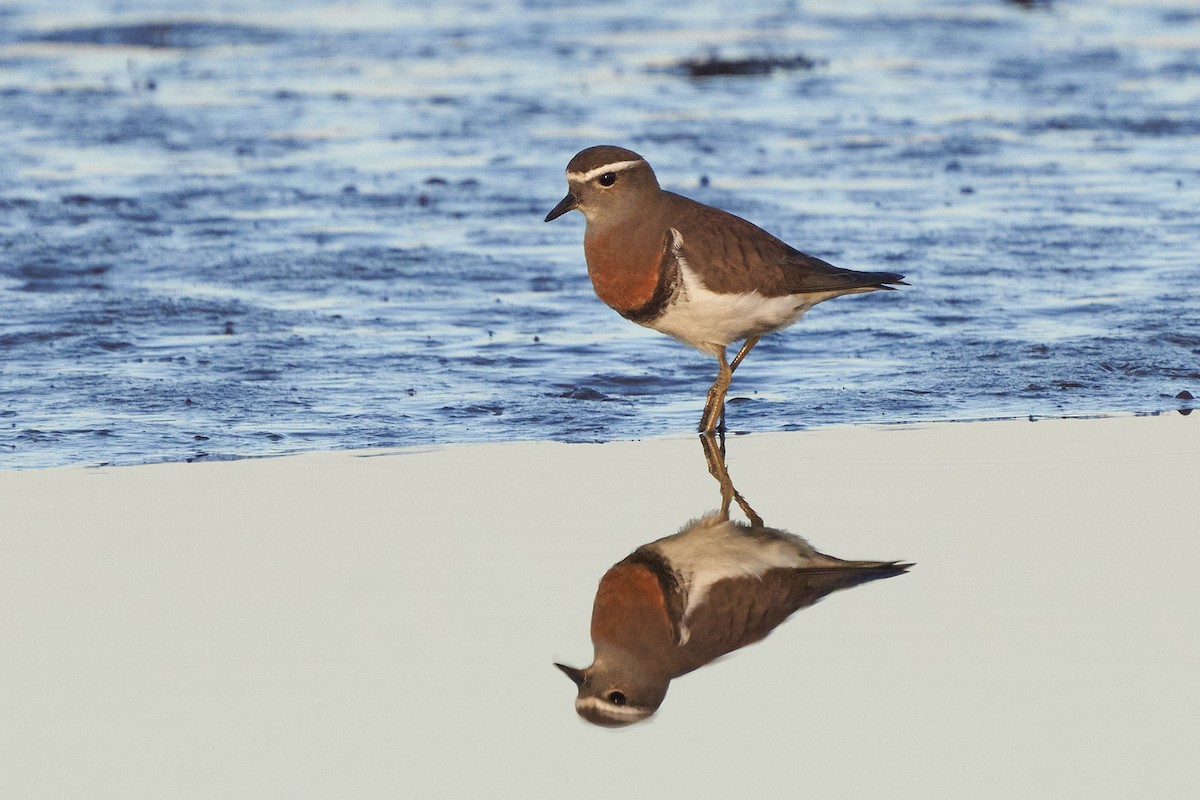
(1, 0, 1198, 467)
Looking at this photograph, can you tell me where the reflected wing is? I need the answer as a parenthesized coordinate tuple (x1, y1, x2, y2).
(675, 562, 910, 674)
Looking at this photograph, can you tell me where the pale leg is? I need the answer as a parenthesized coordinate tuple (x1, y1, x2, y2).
(698, 349, 732, 434)
(699, 431, 762, 527)
(729, 336, 759, 374)
(699, 336, 760, 433)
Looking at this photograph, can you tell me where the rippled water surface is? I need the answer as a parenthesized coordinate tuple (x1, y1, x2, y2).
(1, 0, 1198, 467)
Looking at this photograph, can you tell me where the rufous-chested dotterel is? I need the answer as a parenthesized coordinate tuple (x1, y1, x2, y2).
(545, 145, 906, 433)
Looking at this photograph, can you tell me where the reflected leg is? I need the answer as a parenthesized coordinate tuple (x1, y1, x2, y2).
(699, 431, 762, 527)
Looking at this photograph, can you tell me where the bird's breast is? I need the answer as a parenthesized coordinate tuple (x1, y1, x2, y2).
(590, 561, 675, 653)
(583, 226, 670, 318)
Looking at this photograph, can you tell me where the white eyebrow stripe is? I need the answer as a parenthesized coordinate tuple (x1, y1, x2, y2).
(575, 696, 650, 719)
(566, 159, 644, 183)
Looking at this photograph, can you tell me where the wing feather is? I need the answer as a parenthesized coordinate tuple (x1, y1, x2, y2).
(666, 192, 905, 297)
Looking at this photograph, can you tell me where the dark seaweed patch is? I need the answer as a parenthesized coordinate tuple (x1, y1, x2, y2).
(671, 53, 822, 78)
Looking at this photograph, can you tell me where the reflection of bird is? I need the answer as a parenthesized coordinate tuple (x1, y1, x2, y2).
(545, 145, 905, 433)
(556, 437, 909, 727)
(556, 516, 909, 727)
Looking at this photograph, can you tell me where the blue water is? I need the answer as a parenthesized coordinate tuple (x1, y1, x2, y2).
(1, 0, 1197, 468)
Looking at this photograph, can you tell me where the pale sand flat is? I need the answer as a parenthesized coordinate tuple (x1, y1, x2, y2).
(2, 414, 1197, 799)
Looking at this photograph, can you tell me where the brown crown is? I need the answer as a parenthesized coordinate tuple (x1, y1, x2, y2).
(565, 145, 645, 174)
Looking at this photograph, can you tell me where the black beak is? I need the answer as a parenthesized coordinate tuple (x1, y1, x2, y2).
(544, 192, 578, 222)
(554, 662, 586, 687)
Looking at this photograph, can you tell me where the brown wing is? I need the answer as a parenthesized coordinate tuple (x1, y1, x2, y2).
(672, 562, 910, 676)
(666, 192, 905, 297)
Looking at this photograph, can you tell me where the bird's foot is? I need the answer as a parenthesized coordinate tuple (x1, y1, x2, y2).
(697, 398, 725, 434)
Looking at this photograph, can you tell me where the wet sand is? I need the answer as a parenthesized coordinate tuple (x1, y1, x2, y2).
(3, 413, 1198, 798)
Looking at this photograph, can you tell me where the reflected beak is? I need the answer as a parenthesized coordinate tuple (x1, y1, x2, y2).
(554, 662, 586, 687)
(544, 192, 579, 222)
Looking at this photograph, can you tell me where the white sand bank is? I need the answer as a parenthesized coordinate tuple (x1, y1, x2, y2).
(2, 414, 1198, 799)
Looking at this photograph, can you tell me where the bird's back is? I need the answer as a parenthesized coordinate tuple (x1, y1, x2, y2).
(665, 192, 905, 298)
(646, 515, 908, 676)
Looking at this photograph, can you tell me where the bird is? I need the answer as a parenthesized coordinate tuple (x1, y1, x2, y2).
(544, 145, 906, 433)
(554, 514, 910, 727)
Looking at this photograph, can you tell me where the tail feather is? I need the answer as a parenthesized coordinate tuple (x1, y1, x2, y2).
(785, 561, 912, 609)
(783, 249, 907, 294)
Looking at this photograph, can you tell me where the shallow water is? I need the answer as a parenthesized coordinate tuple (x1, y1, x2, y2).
(1, 0, 1198, 467)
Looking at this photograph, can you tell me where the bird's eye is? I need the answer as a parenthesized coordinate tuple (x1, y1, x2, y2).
(607, 691, 627, 706)
(598, 172, 617, 187)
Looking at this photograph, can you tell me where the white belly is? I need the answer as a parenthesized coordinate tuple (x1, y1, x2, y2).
(651, 514, 821, 644)
(646, 260, 826, 356)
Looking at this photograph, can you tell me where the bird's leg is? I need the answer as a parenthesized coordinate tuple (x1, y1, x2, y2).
(698, 349, 732, 434)
(699, 432, 734, 519)
(728, 335, 760, 374)
(713, 336, 760, 431)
